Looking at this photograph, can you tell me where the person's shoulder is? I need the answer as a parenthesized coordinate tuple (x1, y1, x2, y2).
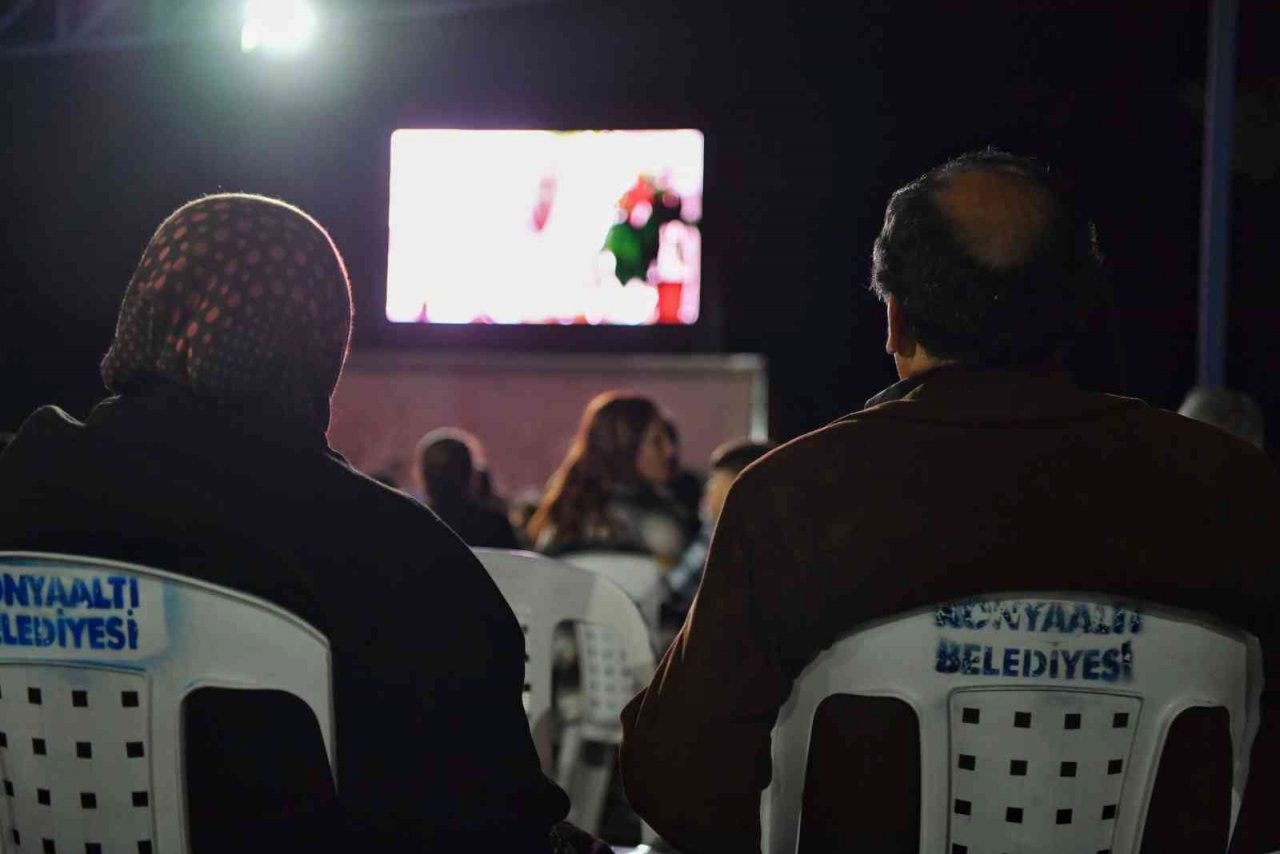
(0, 405, 86, 466)
(476, 506, 520, 549)
(735, 411, 878, 478)
(726, 421, 849, 500)
(1127, 404, 1276, 479)
(312, 455, 469, 544)
(1121, 401, 1256, 451)
(607, 483, 672, 518)
(10, 405, 85, 440)
(471, 502, 513, 530)
(478, 503, 514, 528)
(305, 463, 507, 602)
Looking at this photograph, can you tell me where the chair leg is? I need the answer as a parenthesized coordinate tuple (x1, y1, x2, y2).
(565, 741, 615, 836)
(557, 723, 583, 788)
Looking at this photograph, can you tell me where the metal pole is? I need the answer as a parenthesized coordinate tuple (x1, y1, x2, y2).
(1196, 0, 1239, 389)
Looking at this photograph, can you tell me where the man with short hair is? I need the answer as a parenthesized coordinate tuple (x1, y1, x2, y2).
(621, 151, 1279, 852)
(413, 428, 519, 548)
(662, 439, 776, 620)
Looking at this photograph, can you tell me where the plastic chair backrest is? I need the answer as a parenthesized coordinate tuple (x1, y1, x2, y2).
(472, 549, 655, 733)
(0, 552, 335, 854)
(560, 551, 664, 631)
(760, 593, 1263, 854)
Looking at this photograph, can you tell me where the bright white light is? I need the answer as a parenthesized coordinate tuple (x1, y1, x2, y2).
(386, 129, 705, 325)
(241, 0, 317, 55)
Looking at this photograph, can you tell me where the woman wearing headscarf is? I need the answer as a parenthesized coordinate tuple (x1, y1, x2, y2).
(0, 195, 588, 852)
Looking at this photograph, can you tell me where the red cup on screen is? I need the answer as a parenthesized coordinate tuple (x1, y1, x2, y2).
(656, 280, 683, 324)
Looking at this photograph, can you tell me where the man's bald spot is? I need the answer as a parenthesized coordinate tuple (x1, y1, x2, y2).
(932, 167, 1055, 271)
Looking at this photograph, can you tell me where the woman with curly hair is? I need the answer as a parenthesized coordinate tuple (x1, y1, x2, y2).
(529, 392, 689, 563)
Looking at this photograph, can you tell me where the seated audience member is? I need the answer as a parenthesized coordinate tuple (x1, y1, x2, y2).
(621, 151, 1280, 853)
(663, 438, 775, 622)
(1178, 385, 1265, 449)
(529, 393, 689, 563)
(414, 427, 519, 548)
(0, 195, 592, 853)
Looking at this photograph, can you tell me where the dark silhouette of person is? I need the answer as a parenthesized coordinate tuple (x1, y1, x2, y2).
(0, 194, 575, 852)
(414, 428, 518, 549)
(622, 152, 1280, 853)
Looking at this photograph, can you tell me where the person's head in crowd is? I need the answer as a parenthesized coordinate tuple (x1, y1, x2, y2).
(413, 428, 519, 549)
(528, 392, 674, 544)
(100, 193, 352, 432)
(1178, 386, 1265, 449)
(414, 428, 484, 507)
(703, 439, 776, 526)
(870, 149, 1104, 379)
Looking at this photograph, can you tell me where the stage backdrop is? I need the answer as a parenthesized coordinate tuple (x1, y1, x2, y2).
(329, 351, 768, 499)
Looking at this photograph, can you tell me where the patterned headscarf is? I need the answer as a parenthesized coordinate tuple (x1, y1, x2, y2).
(101, 194, 353, 432)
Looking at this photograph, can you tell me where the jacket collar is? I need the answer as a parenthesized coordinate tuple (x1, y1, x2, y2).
(84, 383, 334, 459)
(863, 371, 928, 409)
(851, 364, 1144, 426)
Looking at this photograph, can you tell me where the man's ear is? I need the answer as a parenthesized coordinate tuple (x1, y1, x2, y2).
(885, 295, 915, 358)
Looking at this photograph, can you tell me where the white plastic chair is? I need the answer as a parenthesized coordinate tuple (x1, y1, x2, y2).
(0, 551, 335, 854)
(761, 593, 1263, 854)
(473, 548, 656, 837)
(561, 551, 664, 633)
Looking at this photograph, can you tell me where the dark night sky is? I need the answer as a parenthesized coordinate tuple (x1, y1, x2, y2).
(1, 0, 1277, 444)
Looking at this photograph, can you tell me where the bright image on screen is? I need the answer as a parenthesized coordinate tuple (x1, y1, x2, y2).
(387, 129, 704, 325)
